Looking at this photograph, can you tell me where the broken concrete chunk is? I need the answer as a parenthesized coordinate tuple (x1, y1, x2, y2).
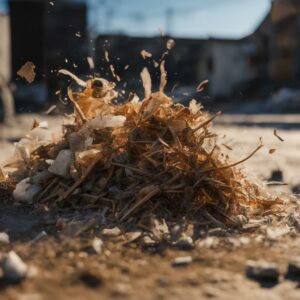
(0, 232, 10, 244)
(89, 237, 103, 254)
(13, 178, 42, 204)
(141, 235, 156, 246)
(196, 237, 219, 249)
(48, 149, 73, 178)
(246, 260, 279, 281)
(123, 231, 142, 244)
(1, 251, 28, 281)
(172, 256, 192, 267)
(85, 115, 126, 130)
(102, 227, 122, 237)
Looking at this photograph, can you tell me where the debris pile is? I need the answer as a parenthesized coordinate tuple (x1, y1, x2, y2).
(3, 64, 281, 227)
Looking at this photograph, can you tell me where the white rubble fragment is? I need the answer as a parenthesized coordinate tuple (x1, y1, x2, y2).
(141, 235, 156, 246)
(13, 171, 52, 203)
(1, 251, 28, 281)
(85, 115, 126, 129)
(102, 227, 122, 237)
(196, 237, 219, 249)
(48, 149, 74, 178)
(13, 178, 42, 203)
(0, 232, 10, 244)
(38, 121, 48, 129)
(91, 237, 103, 254)
(123, 231, 142, 244)
(172, 256, 192, 267)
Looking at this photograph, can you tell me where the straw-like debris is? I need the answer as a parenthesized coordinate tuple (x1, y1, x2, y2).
(2, 64, 282, 228)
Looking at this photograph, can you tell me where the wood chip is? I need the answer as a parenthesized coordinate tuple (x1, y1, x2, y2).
(273, 129, 284, 142)
(17, 61, 36, 83)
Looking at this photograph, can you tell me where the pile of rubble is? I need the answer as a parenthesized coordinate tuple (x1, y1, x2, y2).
(1, 62, 282, 229)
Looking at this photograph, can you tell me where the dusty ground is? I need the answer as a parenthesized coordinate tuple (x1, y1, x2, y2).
(0, 113, 300, 300)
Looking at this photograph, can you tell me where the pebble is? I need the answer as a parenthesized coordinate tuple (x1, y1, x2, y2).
(102, 227, 122, 237)
(287, 257, 300, 277)
(13, 178, 42, 204)
(174, 235, 194, 250)
(0, 232, 10, 244)
(123, 231, 142, 244)
(91, 237, 103, 254)
(246, 260, 279, 281)
(172, 256, 192, 267)
(196, 237, 219, 249)
(1, 251, 28, 281)
(141, 235, 156, 246)
(48, 149, 73, 178)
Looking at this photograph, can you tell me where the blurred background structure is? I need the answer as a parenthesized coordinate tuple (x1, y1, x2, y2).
(1, 0, 300, 120)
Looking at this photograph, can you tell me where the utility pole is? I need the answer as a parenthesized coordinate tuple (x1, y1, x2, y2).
(0, 11, 15, 126)
(166, 7, 174, 36)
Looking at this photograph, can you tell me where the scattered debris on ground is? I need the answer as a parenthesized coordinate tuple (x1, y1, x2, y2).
(1, 62, 283, 246)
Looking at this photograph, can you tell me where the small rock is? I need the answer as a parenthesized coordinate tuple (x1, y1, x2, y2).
(48, 149, 73, 178)
(1, 251, 28, 281)
(123, 231, 142, 244)
(102, 227, 122, 237)
(287, 257, 300, 277)
(266, 226, 289, 240)
(172, 256, 192, 267)
(196, 236, 219, 249)
(141, 235, 156, 246)
(13, 178, 42, 204)
(13, 171, 52, 203)
(174, 235, 194, 250)
(246, 260, 279, 281)
(208, 227, 229, 237)
(0, 232, 10, 244)
(90, 237, 103, 254)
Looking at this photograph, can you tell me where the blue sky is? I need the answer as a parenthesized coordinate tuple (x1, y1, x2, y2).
(0, 0, 271, 38)
(89, 0, 271, 38)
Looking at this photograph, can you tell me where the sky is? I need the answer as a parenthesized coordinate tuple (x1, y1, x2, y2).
(89, 0, 271, 38)
(0, 0, 271, 38)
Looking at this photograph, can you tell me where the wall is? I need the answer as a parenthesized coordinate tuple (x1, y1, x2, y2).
(203, 40, 256, 99)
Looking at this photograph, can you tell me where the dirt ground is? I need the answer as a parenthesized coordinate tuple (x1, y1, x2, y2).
(0, 113, 300, 300)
